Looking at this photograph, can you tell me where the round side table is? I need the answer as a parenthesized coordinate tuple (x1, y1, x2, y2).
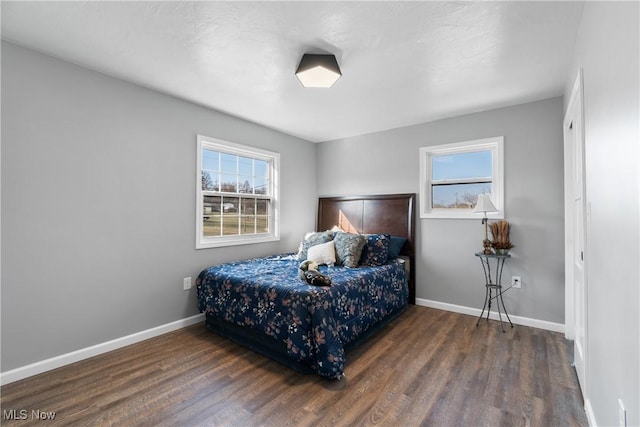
(475, 252, 514, 333)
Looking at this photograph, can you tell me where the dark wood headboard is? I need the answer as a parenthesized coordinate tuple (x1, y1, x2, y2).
(317, 193, 416, 304)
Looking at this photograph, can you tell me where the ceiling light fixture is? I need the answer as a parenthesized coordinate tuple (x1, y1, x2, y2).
(295, 54, 342, 88)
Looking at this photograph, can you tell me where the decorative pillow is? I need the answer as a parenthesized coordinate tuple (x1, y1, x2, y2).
(359, 234, 391, 266)
(307, 240, 337, 265)
(333, 231, 366, 268)
(297, 230, 334, 260)
(387, 236, 407, 260)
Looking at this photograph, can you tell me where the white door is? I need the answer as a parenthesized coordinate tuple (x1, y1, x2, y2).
(571, 112, 587, 391)
(564, 71, 587, 394)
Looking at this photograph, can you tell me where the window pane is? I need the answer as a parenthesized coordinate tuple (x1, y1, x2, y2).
(238, 176, 253, 194)
(221, 215, 239, 235)
(220, 173, 237, 192)
(254, 160, 267, 178)
(221, 153, 237, 173)
(238, 156, 253, 176)
(222, 196, 238, 213)
(203, 196, 221, 236)
(256, 216, 269, 233)
(203, 215, 221, 237)
(432, 183, 492, 208)
(221, 196, 239, 235)
(432, 150, 492, 181)
(240, 216, 256, 235)
(203, 195, 221, 215)
(256, 199, 268, 215)
(202, 149, 219, 171)
(241, 198, 256, 214)
(254, 176, 267, 195)
(201, 171, 218, 191)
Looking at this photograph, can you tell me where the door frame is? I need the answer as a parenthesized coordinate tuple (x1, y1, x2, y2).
(563, 69, 588, 392)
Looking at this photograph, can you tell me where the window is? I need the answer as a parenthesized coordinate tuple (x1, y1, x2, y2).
(419, 136, 504, 219)
(196, 135, 280, 248)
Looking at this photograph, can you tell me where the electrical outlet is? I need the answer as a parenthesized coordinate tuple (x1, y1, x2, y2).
(183, 277, 192, 291)
(618, 398, 626, 427)
(511, 276, 522, 288)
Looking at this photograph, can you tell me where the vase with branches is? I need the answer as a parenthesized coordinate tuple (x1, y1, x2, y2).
(490, 220, 514, 254)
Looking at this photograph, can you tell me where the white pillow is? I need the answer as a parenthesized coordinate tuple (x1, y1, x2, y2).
(307, 240, 336, 266)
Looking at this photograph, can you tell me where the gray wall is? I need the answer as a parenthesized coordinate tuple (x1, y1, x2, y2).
(317, 97, 565, 324)
(1, 42, 317, 371)
(564, 2, 639, 426)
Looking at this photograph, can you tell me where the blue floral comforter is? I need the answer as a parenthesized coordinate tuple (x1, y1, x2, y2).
(196, 254, 408, 379)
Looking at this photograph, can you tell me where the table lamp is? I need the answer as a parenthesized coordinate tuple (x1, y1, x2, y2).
(473, 194, 498, 254)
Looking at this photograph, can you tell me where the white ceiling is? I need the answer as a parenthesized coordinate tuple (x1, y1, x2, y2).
(1, 1, 584, 142)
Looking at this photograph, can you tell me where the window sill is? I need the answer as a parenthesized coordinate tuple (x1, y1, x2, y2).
(420, 210, 504, 220)
(196, 235, 280, 249)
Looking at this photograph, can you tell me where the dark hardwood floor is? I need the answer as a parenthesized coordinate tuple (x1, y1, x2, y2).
(1, 305, 588, 426)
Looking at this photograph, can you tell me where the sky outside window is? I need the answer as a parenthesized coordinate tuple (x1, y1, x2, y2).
(432, 150, 492, 180)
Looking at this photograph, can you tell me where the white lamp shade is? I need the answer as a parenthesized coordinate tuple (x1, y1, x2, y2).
(295, 54, 342, 88)
(473, 194, 498, 213)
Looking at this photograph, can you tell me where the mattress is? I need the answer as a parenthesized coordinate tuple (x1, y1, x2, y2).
(196, 254, 408, 379)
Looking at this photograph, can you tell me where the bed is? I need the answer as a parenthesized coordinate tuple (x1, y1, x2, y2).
(196, 193, 416, 379)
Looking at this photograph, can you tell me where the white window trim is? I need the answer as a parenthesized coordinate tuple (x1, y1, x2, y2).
(419, 136, 504, 219)
(196, 135, 280, 249)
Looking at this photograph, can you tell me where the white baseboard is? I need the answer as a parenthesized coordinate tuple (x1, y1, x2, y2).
(415, 298, 565, 333)
(0, 313, 205, 386)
